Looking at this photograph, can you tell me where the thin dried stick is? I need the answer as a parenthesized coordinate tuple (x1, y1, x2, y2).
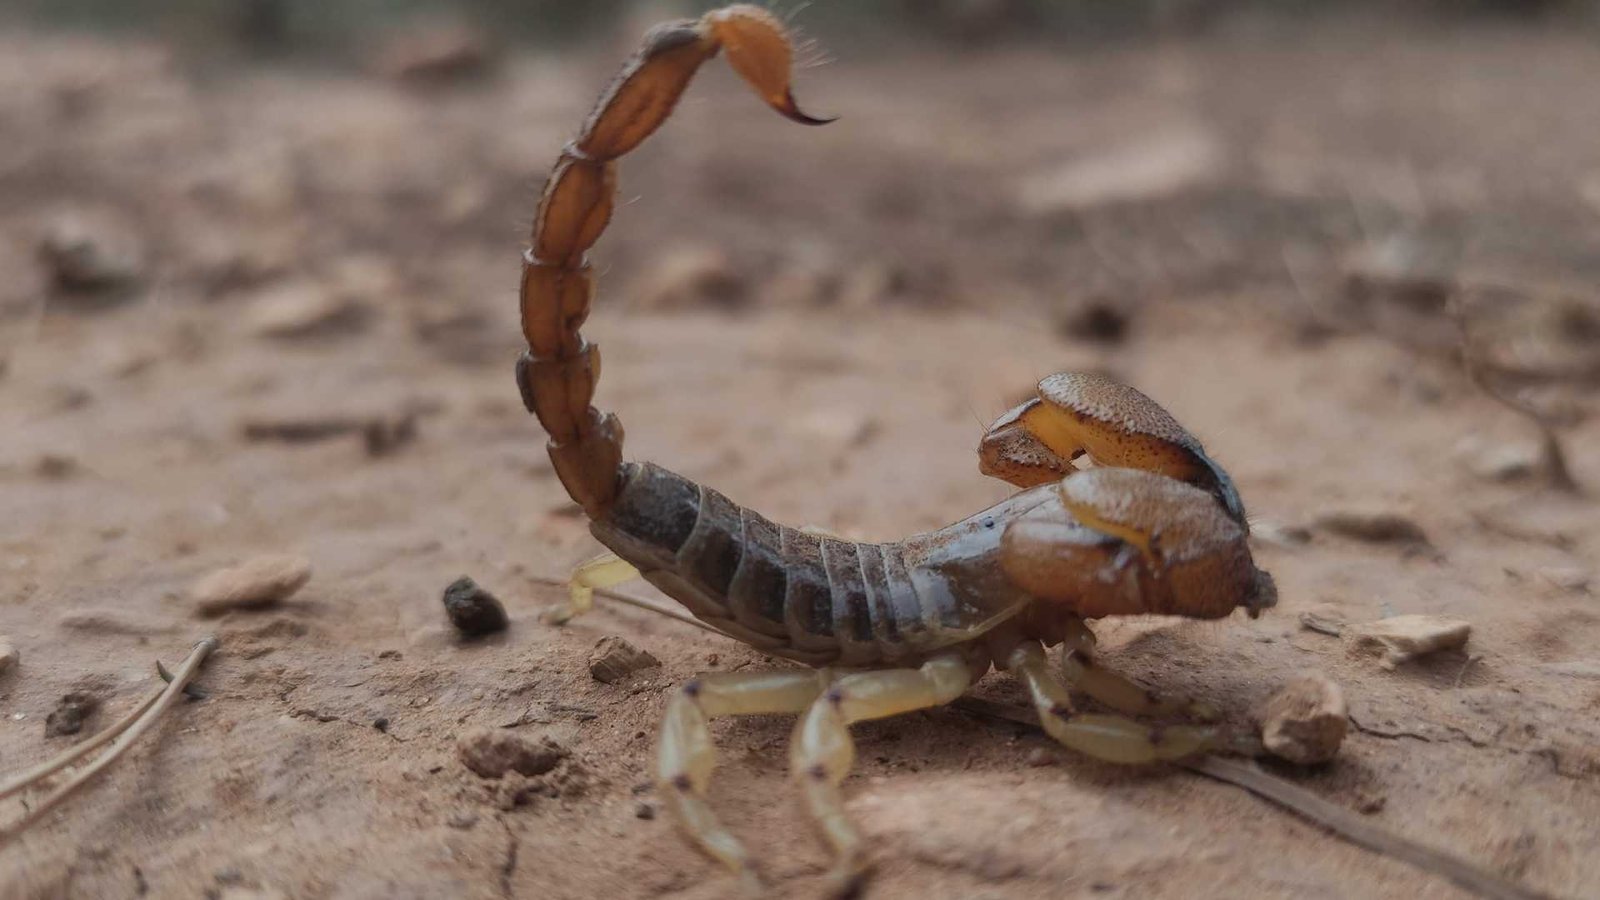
(0, 691, 162, 802)
(953, 696, 1551, 900)
(525, 574, 729, 637)
(0, 637, 218, 845)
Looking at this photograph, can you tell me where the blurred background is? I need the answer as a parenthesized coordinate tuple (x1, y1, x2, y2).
(3, 2, 1599, 898)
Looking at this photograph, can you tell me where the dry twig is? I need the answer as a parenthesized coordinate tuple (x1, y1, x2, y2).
(0, 637, 218, 845)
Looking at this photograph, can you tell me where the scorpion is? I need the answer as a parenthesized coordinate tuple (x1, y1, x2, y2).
(515, 5, 1277, 894)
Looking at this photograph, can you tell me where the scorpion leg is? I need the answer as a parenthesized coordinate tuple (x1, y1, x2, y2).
(658, 669, 826, 890)
(544, 552, 640, 624)
(1008, 643, 1219, 764)
(1059, 619, 1220, 722)
(790, 654, 973, 893)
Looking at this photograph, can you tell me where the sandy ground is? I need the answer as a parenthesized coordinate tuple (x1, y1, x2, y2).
(2, 12, 1600, 900)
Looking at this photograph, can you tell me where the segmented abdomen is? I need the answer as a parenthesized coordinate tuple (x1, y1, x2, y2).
(589, 463, 956, 666)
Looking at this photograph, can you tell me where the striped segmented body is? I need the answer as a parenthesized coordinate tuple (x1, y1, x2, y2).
(590, 462, 1047, 667)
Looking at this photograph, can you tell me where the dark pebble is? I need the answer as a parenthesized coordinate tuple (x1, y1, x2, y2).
(45, 691, 100, 737)
(442, 576, 508, 637)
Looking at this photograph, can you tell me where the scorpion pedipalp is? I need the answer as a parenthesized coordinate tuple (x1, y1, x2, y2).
(980, 372, 1249, 525)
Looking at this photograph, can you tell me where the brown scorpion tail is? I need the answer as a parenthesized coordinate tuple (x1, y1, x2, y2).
(515, 5, 831, 517)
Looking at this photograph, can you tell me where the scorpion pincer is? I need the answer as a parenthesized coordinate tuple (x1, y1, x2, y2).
(512, 5, 1277, 893)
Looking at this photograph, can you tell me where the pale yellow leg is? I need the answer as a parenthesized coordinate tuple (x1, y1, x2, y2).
(1009, 643, 1218, 764)
(658, 670, 827, 892)
(790, 655, 972, 895)
(544, 552, 639, 624)
(1059, 619, 1219, 722)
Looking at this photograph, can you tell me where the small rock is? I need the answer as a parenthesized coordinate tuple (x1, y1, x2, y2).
(1313, 509, 1429, 546)
(1466, 443, 1539, 483)
(0, 637, 17, 675)
(1251, 520, 1313, 550)
(38, 215, 145, 297)
(45, 691, 100, 737)
(361, 412, 418, 458)
(588, 635, 660, 684)
(1015, 127, 1225, 215)
(1023, 747, 1059, 767)
(1252, 672, 1348, 765)
(1055, 299, 1131, 345)
(457, 728, 567, 779)
(446, 811, 479, 830)
(1297, 605, 1346, 637)
(1343, 233, 1458, 314)
(631, 246, 744, 310)
(1355, 791, 1387, 815)
(58, 608, 174, 636)
(34, 454, 80, 479)
(377, 23, 497, 85)
(245, 282, 368, 339)
(635, 801, 656, 820)
(1347, 615, 1471, 670)
(192, 555, 312, 617)
(1538, 566, 1591, 593)
(442, 576, 508, 637)
(792, 408, 879, 451)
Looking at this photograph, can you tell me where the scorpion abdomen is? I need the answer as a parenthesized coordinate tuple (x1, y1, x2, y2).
(591, 462, 972, 666)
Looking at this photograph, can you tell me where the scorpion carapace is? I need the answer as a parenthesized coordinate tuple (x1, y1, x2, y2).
(515, 5, 1276, 893)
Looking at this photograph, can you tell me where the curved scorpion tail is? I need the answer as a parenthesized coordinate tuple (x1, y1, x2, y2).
(515, 6, 831, 517)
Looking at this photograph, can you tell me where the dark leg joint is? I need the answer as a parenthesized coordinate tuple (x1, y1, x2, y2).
(670, 773, 693, 792)
(825, 687, 845, 706)
(807, 764, 829, 782)
(1048, 702, 1074, 721)
(682, 680, 702, 699)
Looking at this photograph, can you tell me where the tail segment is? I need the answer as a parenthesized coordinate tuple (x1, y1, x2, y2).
(515, 6, 830, 517)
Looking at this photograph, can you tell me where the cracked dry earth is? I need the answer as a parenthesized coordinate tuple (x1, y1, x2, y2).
(4, 14, 1600, 900)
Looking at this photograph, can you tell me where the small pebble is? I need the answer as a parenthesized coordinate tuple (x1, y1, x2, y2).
(441, 576, 508, 637)
(1347, 615, 1471, 670)
(58, 607, 173, 636)
(1313, 509, 1429, 546)
(588, 635, 660, 684)
(192, 555, 312, 617)
(246, 282, 367, 339)
(446, 811, 479, 830)
(373, 717, 390, 733)
(1055, 299, 1130, 345)
(457, 728, 567, 779)
(1538, 566, 1591, 593)
(34, 454, 80, 479)
(635, 802, 656, 820)
(1024, 747, 1059, 767)
(45, 691, 100, 737)
(1298, 605, 1346, 637)
(38, 214, 145, 296)
(1253, 671, 1348, 765)
(0, 637, 17, 676)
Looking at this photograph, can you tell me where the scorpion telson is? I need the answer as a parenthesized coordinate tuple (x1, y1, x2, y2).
(514, 5, 1276, 893)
